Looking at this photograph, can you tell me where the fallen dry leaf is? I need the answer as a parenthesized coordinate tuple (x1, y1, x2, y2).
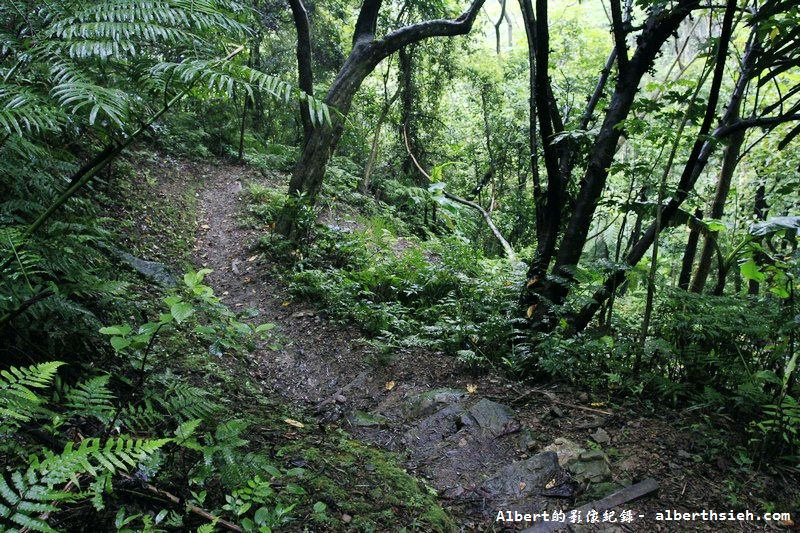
(590, 402, 606, 407)
(526, 304, 537, 318)
(281, 301, 290, 307)
(519, 482, 526, 491)
(283, 418, 304, 428)
(247, 254, 258, 262)
(545, 478, 556, 489)
(466, 384, 478, 394)
(200, 224, 210, 229)
(385, 380, 396, 391)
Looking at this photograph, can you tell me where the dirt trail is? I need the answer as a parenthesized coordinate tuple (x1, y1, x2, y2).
(187, 163, 748, 532)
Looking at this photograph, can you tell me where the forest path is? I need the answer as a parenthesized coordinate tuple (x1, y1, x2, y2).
(191, 165, 569, 527)
(186, 162, 700, 531)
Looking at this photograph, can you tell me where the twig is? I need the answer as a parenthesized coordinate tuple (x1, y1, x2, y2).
(514, 389, 613, 416)
(131, 476, 242, 532)
(401, 125, 519, 264)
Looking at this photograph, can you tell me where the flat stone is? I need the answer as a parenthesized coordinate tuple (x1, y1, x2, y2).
(591, 427, 610, 444)
(568, 449, 612, 483)
(462, 398, 517, 437)
(543, 438, 584, 466)
(481, 452, 559, 502)
(349, 410, 389, 427)
(114, 249, 177, 287)
(403, 388, 466, 419)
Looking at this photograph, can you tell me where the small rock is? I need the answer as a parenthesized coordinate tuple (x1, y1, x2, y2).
(342, 514, 352, 523)
(333, 394, 346, 404)
(231, 259, 241, 274)
(349, 411, 389, 427)
(591, 428, 611, 444)
(461, 398, 518, 437)
(519, 428, 538, 451)
(403, 389, 466, 418)
(576, 415, 606, 429)
(543, 438, 584, 466)
(578, 392, 589, 402)
(113, 249, 177, 287)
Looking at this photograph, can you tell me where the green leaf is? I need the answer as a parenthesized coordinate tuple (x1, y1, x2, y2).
(313, 501, 327, 514)
(739, 259, 765, 283)
(170, 302, 194, 324)
(99, 325, 131, 336)
(254, 323, 276, 333)
(110, 337, 131, 351)
(254, 506, 270, 524)
(753, 370, 781, 384)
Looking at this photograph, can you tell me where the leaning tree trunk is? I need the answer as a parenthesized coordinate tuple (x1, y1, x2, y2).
(689, 124, 746, 292)
(275, 47, 379, 238)
(274, 0, 487, 239)
(569, 2, 758, 332)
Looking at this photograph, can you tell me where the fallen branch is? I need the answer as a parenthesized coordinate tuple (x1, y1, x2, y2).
(513, 389, 613, 416)
(522, 478, 659, 532)
(20, 427, 242, 532)
(133, 476, 243, 532)
(402, 125, 518, 264)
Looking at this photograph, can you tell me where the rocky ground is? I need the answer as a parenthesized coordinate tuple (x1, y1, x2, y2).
(119, 153, 796, 531)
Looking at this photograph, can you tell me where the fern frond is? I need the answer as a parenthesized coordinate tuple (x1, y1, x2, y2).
(150, 60, 331, 125)
(49, 67, 130, 126)
(0, 87, 65, 135)
(0, 470, 68, 533)
(0, 362, 64, 425)
(49, 0, 250, 37)
(156, 382, 218, 422)
(64, 375, 116, 422)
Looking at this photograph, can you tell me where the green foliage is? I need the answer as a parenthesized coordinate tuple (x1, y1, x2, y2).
(0, 270, 294, 530)
(257, 203, 519, 363)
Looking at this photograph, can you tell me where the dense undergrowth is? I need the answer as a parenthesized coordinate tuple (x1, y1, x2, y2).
(247, 151, 800, 473)
(3, 0, 800, 527)
(2, 146, 452, 531)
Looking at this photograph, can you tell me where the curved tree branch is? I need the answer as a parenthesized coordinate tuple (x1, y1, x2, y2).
(377, 0, 485, 57)
(402, 125, 517, 263)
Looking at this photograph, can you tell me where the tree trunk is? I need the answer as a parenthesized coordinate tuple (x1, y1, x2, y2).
(360, 88, 399, 193)
(274, 0, 487, 239)
(399, 46, 420, 180)
(678, 208, 703, 290)
(495, 0, 508, 54)
(517, 0, 543, 243)
(289, 0, 314, 146)
(748, 184, 768, 295)
(570, 2, 756, 332)
(689, 123, 746, 292)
